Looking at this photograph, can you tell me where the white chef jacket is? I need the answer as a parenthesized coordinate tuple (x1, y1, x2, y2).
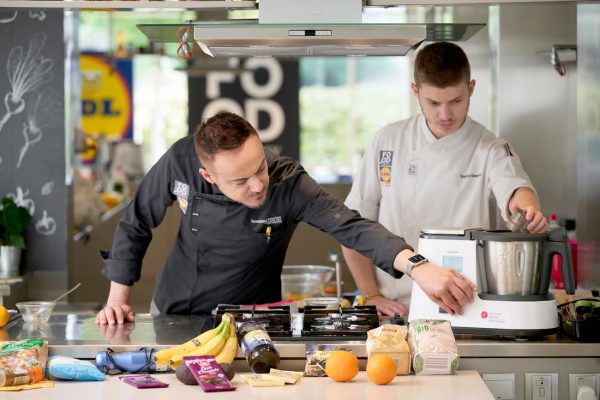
(345, 114, 536, 304)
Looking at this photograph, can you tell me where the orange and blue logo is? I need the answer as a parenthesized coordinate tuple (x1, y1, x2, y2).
(378, 150, 393, 187)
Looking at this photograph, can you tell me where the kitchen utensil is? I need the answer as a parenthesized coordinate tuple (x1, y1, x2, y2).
(304, 297, 341, 308)
(15, 282, 82, 324)
(16, 301, 55, 324)
(281, 265, 334, 300)
(50, 282, 82, 304)
(477, 230, 573, 295)
(409, 228, 575, 338)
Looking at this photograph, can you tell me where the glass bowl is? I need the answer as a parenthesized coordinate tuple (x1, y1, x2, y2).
(304, 297, 341, 308)
(281, 265, 334, 300)
(16, 301, 55, 324)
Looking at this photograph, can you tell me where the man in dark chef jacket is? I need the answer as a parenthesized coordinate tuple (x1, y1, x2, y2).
(96, 112, 476, 325)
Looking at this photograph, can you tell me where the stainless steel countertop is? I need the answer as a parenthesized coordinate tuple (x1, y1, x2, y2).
(5, 312, 598, 359)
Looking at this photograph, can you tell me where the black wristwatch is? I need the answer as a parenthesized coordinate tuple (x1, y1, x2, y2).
(405, 254, 428, 278)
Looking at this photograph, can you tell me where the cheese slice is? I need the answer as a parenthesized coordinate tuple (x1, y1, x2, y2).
(242, 374, 286, 387)
(269, 369, 303, 384)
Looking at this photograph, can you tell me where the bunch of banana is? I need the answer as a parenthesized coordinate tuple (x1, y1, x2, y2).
(157, 313, 240, 369)
(214, 316, 239, 364)
(153, 313, 231, 368)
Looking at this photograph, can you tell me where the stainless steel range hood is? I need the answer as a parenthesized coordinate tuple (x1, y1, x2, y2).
(136, 0, 484, 58)
(193, 23, 427, 57)
(137, 22, 485, 58)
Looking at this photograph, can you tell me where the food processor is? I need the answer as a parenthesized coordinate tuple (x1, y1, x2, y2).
(408, 228, 575, 338)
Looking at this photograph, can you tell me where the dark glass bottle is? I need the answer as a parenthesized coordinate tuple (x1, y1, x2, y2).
(237, 320, 280, 373)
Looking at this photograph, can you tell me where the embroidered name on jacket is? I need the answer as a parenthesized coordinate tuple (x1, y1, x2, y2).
(460, 173, 482, 178)
(378, 150, 393, 187)
(251, 216, 283, 225)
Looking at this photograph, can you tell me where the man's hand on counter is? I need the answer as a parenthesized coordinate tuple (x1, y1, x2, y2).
(96, 303, 135, 325)
(411, 263, 478, 316)
(366, 296, 409, 317)
(96, 281, 135, 325)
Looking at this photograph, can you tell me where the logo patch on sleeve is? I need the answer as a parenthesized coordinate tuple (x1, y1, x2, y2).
(173, 180, 190, 213)
(378, 150, 393, 186)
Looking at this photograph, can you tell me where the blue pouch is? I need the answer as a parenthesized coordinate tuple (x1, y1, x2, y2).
(47, 355, 106, 381)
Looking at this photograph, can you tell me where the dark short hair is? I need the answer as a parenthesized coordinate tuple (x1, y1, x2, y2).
(414, 41, 471, 87)
(193, 112, 258, 164)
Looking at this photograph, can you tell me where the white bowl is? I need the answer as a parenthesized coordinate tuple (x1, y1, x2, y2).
(16, 301, 55, 324)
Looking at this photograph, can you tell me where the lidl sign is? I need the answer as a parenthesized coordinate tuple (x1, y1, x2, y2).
(81, 53, 133, 139)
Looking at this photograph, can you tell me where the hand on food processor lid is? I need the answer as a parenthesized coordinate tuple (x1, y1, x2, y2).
(506, 207, 528, 233)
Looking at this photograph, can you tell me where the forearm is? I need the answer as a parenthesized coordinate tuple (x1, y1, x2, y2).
(341, 245, 380, 296)
(106, 281, 133, 305)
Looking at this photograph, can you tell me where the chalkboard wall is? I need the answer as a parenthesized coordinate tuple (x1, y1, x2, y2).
(0, 9, 67, 274)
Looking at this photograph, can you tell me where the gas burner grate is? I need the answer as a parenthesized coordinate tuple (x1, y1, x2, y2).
(301, 305, 379, 337)
(213, 304, 292, 337)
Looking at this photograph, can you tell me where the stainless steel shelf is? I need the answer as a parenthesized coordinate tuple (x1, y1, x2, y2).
(0, 1, 257, 10)
(364, 0, 578, 4)
(0, 0, 579, 10)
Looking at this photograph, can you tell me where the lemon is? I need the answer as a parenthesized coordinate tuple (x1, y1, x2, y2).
(0, 306, 9, 328)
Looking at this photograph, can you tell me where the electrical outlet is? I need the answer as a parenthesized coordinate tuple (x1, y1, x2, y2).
(482, 373, 515, 400)
(569, 374, 600, 400)
(525, 373, 558, 400)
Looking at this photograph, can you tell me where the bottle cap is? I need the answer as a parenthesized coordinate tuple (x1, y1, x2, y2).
(31, 365, 43, 383)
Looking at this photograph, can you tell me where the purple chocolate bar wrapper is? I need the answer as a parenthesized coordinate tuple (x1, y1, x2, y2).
(184, 356, 236, 392)
(119, 375, 169, 389)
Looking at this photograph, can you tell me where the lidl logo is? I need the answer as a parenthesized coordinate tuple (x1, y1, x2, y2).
(378, 150, 393, 186)
(81, 54, 133, 140)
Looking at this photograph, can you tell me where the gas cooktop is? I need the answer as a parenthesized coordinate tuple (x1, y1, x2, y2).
(213, 304, 391, 341)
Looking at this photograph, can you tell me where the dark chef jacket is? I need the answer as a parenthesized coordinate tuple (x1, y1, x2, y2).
(102, 135, 412, 314)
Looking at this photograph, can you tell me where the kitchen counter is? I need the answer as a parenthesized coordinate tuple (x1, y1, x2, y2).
(0, 371, 495, 400)
(4, 313, 597, 360)
(4, 312, 598, 400)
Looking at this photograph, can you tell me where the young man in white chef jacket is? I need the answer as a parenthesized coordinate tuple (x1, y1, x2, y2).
(342, 41, 548, 317)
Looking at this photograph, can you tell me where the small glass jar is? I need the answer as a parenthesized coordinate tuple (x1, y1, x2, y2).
(0, 365, 42, 387)
(237, 321, 280, 373)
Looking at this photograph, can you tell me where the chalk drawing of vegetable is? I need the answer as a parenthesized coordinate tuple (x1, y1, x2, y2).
(17, 93, 43, 168)
(7, 186, 36, 217)
(16, 89, 59, 168)
(36, 210, 56, 236)
(0, 33, 53, 134)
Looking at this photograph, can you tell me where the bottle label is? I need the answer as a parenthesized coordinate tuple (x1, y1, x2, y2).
(240, 330, 272, 358)
(9, 367, 34, 386)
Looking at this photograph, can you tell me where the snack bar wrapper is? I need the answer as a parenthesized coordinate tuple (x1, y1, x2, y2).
(366, 324, 410, 375)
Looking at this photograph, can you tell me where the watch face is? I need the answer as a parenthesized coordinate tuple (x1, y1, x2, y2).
(409, 254, 426, 263)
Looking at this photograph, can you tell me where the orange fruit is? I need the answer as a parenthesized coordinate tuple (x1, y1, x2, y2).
(0, 306, 8, 328)
(325, 350, 359, 382)
(366, 354, 397, 385)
